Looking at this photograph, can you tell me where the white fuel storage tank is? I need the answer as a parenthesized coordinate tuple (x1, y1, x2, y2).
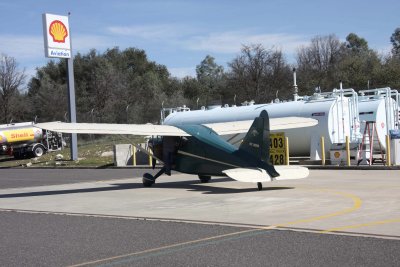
(358, 88, 399, 151)
(164, 94, 356, 157)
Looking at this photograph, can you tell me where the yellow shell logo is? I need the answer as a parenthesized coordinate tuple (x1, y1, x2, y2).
(49, 20, 68, 43)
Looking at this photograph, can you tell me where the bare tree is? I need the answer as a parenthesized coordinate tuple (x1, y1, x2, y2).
(296, 34, 344, 91)
(228, 44, 291, 103)
(0, 54, 26, 123)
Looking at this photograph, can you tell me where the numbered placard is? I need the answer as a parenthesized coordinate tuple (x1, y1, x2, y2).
(269, 132, 287, 165)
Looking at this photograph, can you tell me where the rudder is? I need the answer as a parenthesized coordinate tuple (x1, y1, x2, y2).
(239, 110, 270, 162)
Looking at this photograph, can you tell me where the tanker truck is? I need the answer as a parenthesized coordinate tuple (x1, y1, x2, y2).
(0, 122, 63, 159)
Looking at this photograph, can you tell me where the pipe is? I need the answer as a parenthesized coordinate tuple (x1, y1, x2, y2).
(391, 89, 399, 129)
(293, 68, 298, 101)
(332, 88, 360, 142)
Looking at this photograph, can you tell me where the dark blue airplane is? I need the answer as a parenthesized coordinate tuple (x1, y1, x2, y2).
(37, 111, 315, 190)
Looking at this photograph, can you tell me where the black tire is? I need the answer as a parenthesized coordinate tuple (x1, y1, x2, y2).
(198, 175, 211, 183)
(32, 144, 46, 157)
(142, 173, 155, 187)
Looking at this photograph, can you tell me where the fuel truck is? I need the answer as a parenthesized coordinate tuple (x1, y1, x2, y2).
(0, 122, 63, 159)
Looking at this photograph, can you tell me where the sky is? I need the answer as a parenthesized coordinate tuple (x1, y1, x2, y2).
(0, 0, 399, 82)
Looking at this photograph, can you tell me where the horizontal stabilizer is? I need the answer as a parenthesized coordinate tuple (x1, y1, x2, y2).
(273, 165, 309, 180)
(223, 165, 309, 183)
(222, 168, 272, 183)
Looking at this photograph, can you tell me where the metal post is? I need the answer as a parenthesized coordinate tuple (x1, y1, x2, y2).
(345, 136, 351, 166)
(66, 57, 78, 161)
(133, 146, 137, 166)
(285, 137, 289, 165)
(320, 136, 325, 166)
(386, 135, 391, 166)
(66, 12, 78, 161)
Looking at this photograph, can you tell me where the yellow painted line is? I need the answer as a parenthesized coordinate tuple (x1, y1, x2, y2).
(68, 228, 261, 267)
(321, 218, 400, 233)
(275, 189, 362, 227)
(68, 188, 362, 266)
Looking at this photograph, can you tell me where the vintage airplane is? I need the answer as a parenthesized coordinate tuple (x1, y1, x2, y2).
(37, 111, 317, 190)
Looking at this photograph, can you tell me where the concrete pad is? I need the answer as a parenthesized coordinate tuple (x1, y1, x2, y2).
(0, 170, 399, 238)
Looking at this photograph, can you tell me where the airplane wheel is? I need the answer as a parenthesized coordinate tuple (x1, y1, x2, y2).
(257, 182, 263, 191)
(198, 175, 211, 183)
(142, 173, 155, 187)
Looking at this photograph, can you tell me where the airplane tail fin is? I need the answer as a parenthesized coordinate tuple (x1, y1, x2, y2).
(239, 110, 270, 161)
(239, 110, 279, 177)
(225, 110, 310, 184)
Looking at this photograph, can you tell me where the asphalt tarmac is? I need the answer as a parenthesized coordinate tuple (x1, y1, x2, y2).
(1, 211, 399, 267)
(0, 168, 399, 266)
(0, 169, 145, 188)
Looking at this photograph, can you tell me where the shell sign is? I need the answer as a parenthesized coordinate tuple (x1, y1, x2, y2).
(42, 13, 71, 58)
(49, 20, 68, 43)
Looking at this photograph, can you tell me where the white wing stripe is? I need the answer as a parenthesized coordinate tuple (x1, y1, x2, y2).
(177, 150, 240, 168)
(36, 122, 190, 136)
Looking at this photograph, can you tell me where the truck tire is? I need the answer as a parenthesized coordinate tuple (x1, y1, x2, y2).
(32, 144, 46, 157)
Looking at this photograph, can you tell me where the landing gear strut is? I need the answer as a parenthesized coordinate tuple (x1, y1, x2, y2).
(257, 182, 263, 191)
(142, 166, 166, 187)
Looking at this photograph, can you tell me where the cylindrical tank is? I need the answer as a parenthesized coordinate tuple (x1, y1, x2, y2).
(0, 124, 43, 146)
(164, 96, 352, 157)
(358, 97, 397, 151)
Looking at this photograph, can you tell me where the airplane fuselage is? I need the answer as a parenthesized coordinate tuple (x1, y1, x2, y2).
(168, 118, 277, 178)
(173, 125, 250, 175)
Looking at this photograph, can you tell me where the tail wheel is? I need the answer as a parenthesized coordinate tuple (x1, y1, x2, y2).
(32, 144, 46, 157)
(198, 175, 211, 183)
(142, 173, 155, 187)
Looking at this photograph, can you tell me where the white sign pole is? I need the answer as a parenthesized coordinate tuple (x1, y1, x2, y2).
(66, 13, 78, 161)
(43, 13, 78, 160)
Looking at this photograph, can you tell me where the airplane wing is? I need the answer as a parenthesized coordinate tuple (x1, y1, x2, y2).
(35, 122, 190, 136)
(36, 117, 317, 137)
(204, 117, 317, 135)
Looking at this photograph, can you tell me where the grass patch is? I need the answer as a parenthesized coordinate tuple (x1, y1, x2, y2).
(0, 135, 145, 168)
